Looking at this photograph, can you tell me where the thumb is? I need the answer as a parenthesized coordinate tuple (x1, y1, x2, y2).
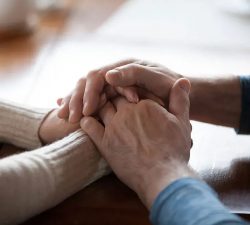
(80, 117, 104, 149)
(105, 64, 163, 95)
(169, 78, 191, 120)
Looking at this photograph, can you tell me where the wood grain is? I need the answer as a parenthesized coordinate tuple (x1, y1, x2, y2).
(0, 0, 250, 224)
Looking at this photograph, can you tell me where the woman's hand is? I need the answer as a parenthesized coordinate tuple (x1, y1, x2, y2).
(81, 78, 195, 209)
(57, 59, 139, 123)
(39, 108, 80, 145)
(57, 59, 182, 123)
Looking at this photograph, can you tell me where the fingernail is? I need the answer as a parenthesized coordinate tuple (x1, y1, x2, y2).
(57, 104, 65, 117)
(69, 110, 75, 123)
(80, 118, 86, 129)
(127, 92, 134, 102)
(108, 69, 121, 76)
(83, 102, 89, 115)
(158, 99, 165, 107)
(100, 93, 106, 102)
(126, 92, 138, 103)
(106, 70, 121, 83)
(179, 81, 190, 94)
(59, 102, 65, 108)
(81, 118, 89, 130)
(133, 94, 139, 103)
(57, 98, 62, 106)
(80, 117, 84, 125)
(99, 94, 107, 108)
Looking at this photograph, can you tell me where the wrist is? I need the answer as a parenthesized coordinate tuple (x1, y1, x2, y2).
(38, 109, 54, 145)
(188, 76, 205, 121)
(39, 109, 80, 145)
(187, 76, 241, 128)
(137, 160, 197, 209)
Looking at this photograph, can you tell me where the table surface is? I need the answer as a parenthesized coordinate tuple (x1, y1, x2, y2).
(0, 0, 250, 224)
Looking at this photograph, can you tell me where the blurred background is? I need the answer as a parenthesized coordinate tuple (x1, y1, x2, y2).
(1, 0, 250, 107)
(1, 0, 250, 218)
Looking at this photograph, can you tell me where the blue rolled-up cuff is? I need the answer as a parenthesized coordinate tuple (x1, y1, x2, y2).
(236, 76, 250, 134)
(150, 178, 246, 225)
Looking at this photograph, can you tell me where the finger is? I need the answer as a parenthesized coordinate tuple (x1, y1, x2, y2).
(106, 85, 163, 106)
(169, 78, 191, 121)
(105, 64, 169, 99)
(69, 78, 86, 123)
(57, 94, 71, 119)
(98, 93, 108, 109)
(137, 88, 165, 107)
(57, 98, 63, 106)
(80, 117, 104, 149)
(82, 59, 137, 116)
(104, 85, 139, 104)
(83, 71, 105, 116)
(115, 86, 139, 103)
(112, 97, 130, 111)
(104, 85, 118, 99)
(98, 101, 116, 126)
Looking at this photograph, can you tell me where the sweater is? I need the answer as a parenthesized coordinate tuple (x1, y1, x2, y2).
(0, 99, 110, 225)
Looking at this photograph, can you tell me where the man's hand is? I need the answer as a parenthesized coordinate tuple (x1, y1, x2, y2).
(81, 78, 196, 209)
(105, 60, 182, 105)
(57, 59, 139, 123)
(57, 59, 181, 123)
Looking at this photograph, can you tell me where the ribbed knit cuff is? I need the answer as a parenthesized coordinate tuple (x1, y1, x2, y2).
(0, 99, 50, 149)
(150, 178, 246, 225)
(34, 129, 111, 201)
(0, 130, 110, 225)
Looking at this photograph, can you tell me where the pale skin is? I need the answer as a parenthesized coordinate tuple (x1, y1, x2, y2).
(27, 75, 197, 209)
(56, 59, 242, 208)
(81, 78, 195, 209)
(39, 108, 80, 144)
(57, 59, 241, 129)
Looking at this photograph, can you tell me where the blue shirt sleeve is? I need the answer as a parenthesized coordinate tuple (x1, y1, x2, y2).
(236, 76, 250, 134)
(150, 178, 248, 225)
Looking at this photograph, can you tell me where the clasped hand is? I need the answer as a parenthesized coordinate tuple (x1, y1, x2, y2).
(57, 59, 195, 208)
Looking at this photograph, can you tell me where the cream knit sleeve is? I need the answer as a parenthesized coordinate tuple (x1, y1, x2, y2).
(0, 130, 110, 225)
(0, 99, 110, 224)
(0, 99, 49, 149)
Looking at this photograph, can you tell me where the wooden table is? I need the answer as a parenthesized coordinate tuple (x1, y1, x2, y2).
(0, 0, 250, 224)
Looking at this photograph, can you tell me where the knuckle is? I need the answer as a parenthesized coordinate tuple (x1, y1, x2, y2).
(134, 59, 148, 66)
(69, 98, 76, 108)
(63, 95, 72, 105)
(69, 93, 81, 107)
(77, 77, 85, 85)
(120, 58, 138, 65)
(129, 64, 141, 73)
(137, 99, 152, 110)
(87, 69, 99, 79)
(167, 114, 179, 127)
(97, 68, 106, 76)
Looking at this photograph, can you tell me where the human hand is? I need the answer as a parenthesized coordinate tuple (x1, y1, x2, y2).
(81, 78, 195, 209)
(57, 59, 181, 123)
(39, 108, 80, 145)
(57, 59, 139, 123)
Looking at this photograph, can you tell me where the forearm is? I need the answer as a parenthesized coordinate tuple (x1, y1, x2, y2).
(0, 130, 110, 225)
(150, 178, 247, 225)
(188, 76, 241, 128)
(139, 161, 198, 209)
(0, 99, 49, 149)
